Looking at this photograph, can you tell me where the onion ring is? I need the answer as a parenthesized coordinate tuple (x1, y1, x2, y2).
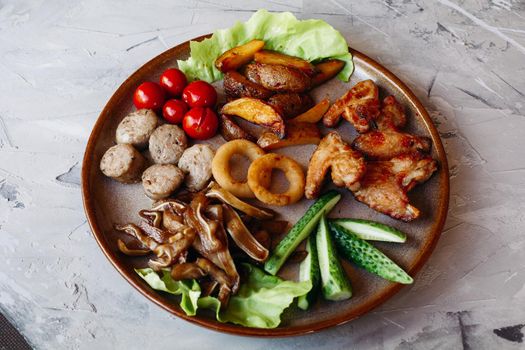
(211, 140, 266, 198)
(247, 153, 305, 206)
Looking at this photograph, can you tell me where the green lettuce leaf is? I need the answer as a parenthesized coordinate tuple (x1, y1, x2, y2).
(177, 9, 354, 83)
(135, 268, 201, 316)
(136, 264, 311, 329)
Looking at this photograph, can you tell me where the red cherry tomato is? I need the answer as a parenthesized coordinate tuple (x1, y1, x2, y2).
(182, 81, 217, 108)
(133, 82, 165, 111)
(162, 99, 188, 124)
(182, 107, 218, 140)
(160, 68, 187, 97)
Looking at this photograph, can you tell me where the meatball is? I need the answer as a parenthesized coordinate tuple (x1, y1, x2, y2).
(149, 124, 188, 164)
(100, 144, 145, 183)
(178, 144, 215, 192)
(116, 109, 159, 149)
(142, 164, 185, 200)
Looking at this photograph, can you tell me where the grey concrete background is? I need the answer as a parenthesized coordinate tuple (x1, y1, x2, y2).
(1, 0, 524, 348)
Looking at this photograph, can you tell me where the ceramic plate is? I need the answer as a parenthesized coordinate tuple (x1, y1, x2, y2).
(81, 34, 449, 337)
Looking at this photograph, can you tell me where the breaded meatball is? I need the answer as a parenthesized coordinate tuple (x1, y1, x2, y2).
(100, 144, 146, 183)
(177, 144, 215, 191)
(142, 164, 185, 200)
(149, 124, 188, 164)
(116, 109, 159, 149)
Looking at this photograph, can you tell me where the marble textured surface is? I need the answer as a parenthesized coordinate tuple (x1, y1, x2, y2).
(1, 0, 524, 349)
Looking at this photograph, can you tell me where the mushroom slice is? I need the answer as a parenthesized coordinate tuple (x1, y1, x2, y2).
(205, 182, 274, 220)
(170, 263, 207, 280)
(222, 205, 269, 262)
(115, 224, 160, 251)
(151, 199, 187, 214)
(186, 193, 240, 293)
(117, 239, 150, 256)
(139, 210, 163, 228)
(116, 223, 195, 270)
(162, 209, 185, 232)
(138, 221, 172, 244)
(196, 258, 233, 308)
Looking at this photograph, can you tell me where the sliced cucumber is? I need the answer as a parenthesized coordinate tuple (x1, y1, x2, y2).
(316, 215, 352, 301)
(329, 218, 406, 243)
(297, 236, 321, 310)
(264, 191, 341, 275)
(329, 222, 413, 284)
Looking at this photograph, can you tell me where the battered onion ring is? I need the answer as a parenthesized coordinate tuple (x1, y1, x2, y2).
(247, 153, 305, 206)
(212, 139, 266, 198)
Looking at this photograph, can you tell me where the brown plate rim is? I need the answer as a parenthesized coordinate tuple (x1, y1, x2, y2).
(81, 34, 450, 337)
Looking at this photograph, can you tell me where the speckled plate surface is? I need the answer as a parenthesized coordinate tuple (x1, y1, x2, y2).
(81, 34, 449, 337)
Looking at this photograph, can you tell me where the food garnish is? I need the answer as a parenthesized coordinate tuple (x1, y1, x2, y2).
(182, 107, 219, 140)
(211, 139, 266, 198)
(182, 80, 217, 108)
(178, 10, 354, 83)
(316, 215, 352, 301)
(264, 190, 341, 275)
(162, 99, 188, 125)
(133, 81, 166, 112)
(297, 236, 321, 310)
(160, 68, 188, 97)
(247, 153, 305, 206)
(328, 218, 407, 243)
(329, 222, 413, 284)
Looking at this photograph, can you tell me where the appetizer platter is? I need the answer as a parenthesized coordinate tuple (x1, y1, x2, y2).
(81, 10, 449, 336)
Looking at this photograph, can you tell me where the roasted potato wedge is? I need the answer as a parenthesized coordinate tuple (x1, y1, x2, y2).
(257, 121, 320, 150)
(291, 98, 330, 123)
(223, 71, 273, 100)
(267, 93, 313, 119)
(254, 50, 316, 76)
(311, 59, 345, 87)
(219, 114, 256, 142)
(244, 63, 311, 93)
(221, 97, 285, 138)
(215, 40, 265, 73)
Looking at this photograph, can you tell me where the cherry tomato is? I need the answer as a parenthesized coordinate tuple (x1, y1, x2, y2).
(182, 107, 218, 140)
(133, 82, 165, 111)
(159, 68, 187, 97)
(162, 99, 188, 124)
(182, 81, 217, 108)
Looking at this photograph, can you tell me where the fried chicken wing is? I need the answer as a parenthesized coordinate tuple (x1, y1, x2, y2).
(322, 80, 380, 133)
(352, 154, 437, 221)
(353, 130, 431, 160)
(376, 95, 406, 130)
(305, 132, 366, 199)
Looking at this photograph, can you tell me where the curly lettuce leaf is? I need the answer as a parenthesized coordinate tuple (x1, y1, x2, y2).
(178, 9, 353, 83)
(135, 268, 201, 316)
(136, 264, 311, 329)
